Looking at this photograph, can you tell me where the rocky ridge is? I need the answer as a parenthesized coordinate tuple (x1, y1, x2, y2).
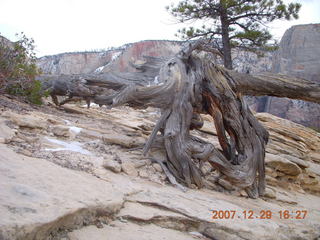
(0, 95, 320, 239)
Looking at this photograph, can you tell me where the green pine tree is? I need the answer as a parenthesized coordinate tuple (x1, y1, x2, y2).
(167, 0, 301, 69)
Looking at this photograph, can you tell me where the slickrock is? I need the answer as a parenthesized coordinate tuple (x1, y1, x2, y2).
(0, 144, 124, 240)
(266, 153, 302, 176)
(2, 111, 48, 129)
(121, 161, 138, 177)
(1, 100, 320, 240)
(102, 158, 121, 173)
(0, 118, 16, 143)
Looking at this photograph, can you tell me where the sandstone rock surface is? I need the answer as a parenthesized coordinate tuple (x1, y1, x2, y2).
(1, 95, 320, 239)
(0, 144, 124, 240)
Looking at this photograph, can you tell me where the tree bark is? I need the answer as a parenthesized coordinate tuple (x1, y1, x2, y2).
(219, 5, 233, 70)
(37, 41, 320, 198)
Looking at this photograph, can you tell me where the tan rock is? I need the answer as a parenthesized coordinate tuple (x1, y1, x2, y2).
(264, 187, 276, 199)
(199, 119, 217, 135)
(0, 119, 16, 143)
(103, 159, 121, 173)
(305, 169, 317, 178)
(0, 144, 124, 240)
(300, 174, 319, 185)
(121, 162, 138, 177)
(280, 154, 310, 168)
(266, 175, 278, 187)
(15, 132, 38, 144)
(102, 134, 144, 148)
(309, 152, 320, 163)
(301, 181, 320, 194)
(134, 160, 149, 168)
(52, 125, 72, 137)
(2, 111, 47, 129)
(265, 167, 277, 178)
(308, 161, 320, 177)
(152, 163, 163, 173)
(276, 192, 298, 205)
(139, 169, 149, 178)
(266, 153, 302, 176)
(17, 149, 33, 157)
(68, 221, 197, 240)
(218, 178, 234, 191)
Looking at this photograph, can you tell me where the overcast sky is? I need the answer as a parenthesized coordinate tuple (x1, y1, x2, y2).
(1, 0, 319, 57)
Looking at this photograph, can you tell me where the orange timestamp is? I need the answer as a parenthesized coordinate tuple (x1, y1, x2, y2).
(210, 210, 308, 220)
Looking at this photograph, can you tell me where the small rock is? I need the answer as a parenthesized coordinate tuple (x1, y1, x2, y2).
(266, 175, 278, 186)
(16, 133, 38, 144)
(276, 193, 298, 205)
(0, 120, 16, 143)
(121, 162, 138, 177)
(218, 178, 234, 191)
(203, 179, 222, 191)
(305, 169, 317, 178)
(275, 171, 285, 177)
(134, 160, 148, 168)
(265, 167, 277, 178)
(239, 190, 247, 197)
(299, 174, 319, 185)
(308, 161, 320, 177)
(152, 163, 163, 173)
(264, 187, 276, 199)
(309, 152, 320, 163)
(52, 125, 72, 138)
(103, 159, 121, 173)
(17, 149, 33, 157)
(3, 111, 47, 129)
(280, 154, 310, 169)
(139, 169, 149, 178)
(103, 134, 144, 148)
(266, 153, 302, 176)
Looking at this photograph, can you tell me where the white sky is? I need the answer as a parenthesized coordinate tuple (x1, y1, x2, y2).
(1, 0, 319, 57)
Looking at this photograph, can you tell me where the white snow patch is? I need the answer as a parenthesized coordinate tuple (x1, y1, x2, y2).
(95, 51, 122, 72)
(64, 120, 71, 125)
(44, 137, 92, 155)
(69, 126, 82, 134)
(81, 103, 100, 108)
(154, 76, 159, 84)
(189, 232, 205, 238)
(111, 51, 122, 61)
(94, 66, 105, 73)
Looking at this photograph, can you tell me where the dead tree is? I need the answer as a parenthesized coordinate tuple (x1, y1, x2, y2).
(38, 41, 320, 198)
(38, 75, 106, 108)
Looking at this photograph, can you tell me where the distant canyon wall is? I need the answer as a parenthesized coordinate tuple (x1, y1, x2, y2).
(37, 24, 320, 128)
(268, 24, 320, 129)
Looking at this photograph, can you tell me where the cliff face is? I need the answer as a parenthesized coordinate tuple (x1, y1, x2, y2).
(266, 24, 320, 129)
(37, 50, 120, 74)
(273, 24, 320, 81)
(37, 40, 271, 75)
(37, 41, 182, 75)
(103, 40, 182, 73)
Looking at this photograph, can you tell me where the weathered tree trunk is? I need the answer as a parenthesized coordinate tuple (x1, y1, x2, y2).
(37, 41, 320, 198)
(219, 5, 233, 70)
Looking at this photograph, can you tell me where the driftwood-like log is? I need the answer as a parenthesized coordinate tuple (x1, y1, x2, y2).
(37, 41, 320, 198)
